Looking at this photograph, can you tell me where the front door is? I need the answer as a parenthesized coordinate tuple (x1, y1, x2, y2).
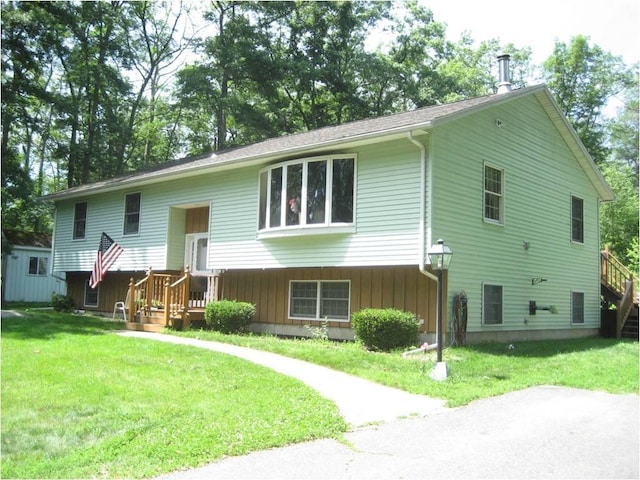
(184, 233, 209, 276)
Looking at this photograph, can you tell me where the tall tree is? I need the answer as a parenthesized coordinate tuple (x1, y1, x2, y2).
(542, 35, 634, 165)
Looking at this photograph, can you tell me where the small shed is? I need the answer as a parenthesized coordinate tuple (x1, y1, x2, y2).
(2, 230, 66, 303)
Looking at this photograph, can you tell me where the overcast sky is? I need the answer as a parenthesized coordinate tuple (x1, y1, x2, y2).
(425, 0, 639, 65)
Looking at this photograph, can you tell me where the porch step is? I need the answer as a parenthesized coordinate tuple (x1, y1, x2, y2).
(125, 322, 166, 333)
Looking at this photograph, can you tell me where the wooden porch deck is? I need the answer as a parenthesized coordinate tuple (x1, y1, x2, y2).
(123, 267, 217, 332)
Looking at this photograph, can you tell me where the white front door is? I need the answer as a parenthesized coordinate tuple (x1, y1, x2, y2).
(185, 233, 209, 276)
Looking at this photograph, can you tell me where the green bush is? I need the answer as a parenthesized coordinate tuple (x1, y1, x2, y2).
(204, 300, 256, 334)
(351, 308, 420, 351)
(52, 293, 75, 313)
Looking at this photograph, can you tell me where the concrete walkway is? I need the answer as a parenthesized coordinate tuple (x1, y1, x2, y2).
(117, 330, 449, 427)
(117, 331, 639, 480)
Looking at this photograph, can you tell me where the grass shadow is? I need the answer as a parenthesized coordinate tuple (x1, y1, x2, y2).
(463, 337, 637, 358)
(1, 310, 124, 341)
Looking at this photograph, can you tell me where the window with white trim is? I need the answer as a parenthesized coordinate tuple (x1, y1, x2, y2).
(124, 192, 141, 235)
(84, 280, 98, 307)
(571, 291, 584, 324)
(73, 202, 87, 239)
(289, 280, 350, 321)
(28, 256, 48, 276)
(484, 165, 504, 224)
(259, 155, 355, 232)
(482, 284, 503, 325)
(571, 195, 584, 243)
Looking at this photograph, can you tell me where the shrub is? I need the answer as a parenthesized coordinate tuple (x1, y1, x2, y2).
(351, 308, 420, 351)
(204, 300, 255, 334)
(52, 293, 75, 313)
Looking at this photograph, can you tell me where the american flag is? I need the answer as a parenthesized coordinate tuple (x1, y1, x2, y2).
(89, 232, 123, 289)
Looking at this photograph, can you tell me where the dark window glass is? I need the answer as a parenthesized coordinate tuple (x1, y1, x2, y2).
(332, 158, 354, 223)
(571, 196, 584, 243)
(572, 292, 585, 324)
(286, 163, 303, 226)
(269, 167, 282, 228)
(483, 284, 503, 325)
(307, 161, 326, 224)
(73, 202, 87, 239)
(124, 193, 141, 235)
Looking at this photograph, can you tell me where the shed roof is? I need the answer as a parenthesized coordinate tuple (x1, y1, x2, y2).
(43, 85, 614, 202)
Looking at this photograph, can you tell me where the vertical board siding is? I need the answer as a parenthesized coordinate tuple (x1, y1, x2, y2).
(221, 266, 439, 332)
(432, 95, 602, 334)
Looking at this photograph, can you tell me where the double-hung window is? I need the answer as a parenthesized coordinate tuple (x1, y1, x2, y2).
(571, 195, 584, 243)
(73, 202, 87, 239)
(484, 165, 504, 224)
(289, 280, 350, 321)
(84, 279, 98, 307)
(482, 283, 503, 325)
(124, 193, 141, 235)
(259, 155, 355, 233)
(28, 256, 48, 276)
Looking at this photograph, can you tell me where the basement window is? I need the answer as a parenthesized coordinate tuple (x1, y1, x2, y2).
(482, 283, 503, 325)
(84, 279, 98, 307)
(289, 280, 350, 322)
(258, 155, 355, 237)
(571, 291, 585, 324)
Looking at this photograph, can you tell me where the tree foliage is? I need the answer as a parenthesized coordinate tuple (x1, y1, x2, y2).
(1, 1, 637, 272)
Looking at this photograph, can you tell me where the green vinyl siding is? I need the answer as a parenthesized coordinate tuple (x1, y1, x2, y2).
(208, 139, 424, 269)
(431, 94, 601, 333)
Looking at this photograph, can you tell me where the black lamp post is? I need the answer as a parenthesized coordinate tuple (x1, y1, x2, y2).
(428, 239, 453, 367)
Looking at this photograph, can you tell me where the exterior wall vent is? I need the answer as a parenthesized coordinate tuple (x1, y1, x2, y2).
(497, 54, 512, 94)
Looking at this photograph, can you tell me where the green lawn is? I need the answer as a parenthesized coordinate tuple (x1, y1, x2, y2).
(2, 309, 638, 479)
(1, 311, 346, 479)
(172, 326, 639, 406)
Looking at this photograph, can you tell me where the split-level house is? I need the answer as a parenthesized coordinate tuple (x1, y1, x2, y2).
(45, 57, 620, 343)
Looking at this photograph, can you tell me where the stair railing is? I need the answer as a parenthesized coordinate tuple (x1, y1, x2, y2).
(164, 267, 191, 330)
(617, 280, 636, 338)
(601, 248, 639, 337)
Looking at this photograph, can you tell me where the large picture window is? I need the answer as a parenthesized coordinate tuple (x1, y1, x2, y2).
(483, 283, 503, 325)
(289, 280, 350, 321)
(259, 155, 355, 232)
(124, 192, 141, 235)
(73, 202, 87, 239)
(484, 165, 504, 224)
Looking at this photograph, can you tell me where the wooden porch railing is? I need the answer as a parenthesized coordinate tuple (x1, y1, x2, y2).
(601, 248, 639, 338)
(126, 267, 220, 329)
(164, 269, 191, 330)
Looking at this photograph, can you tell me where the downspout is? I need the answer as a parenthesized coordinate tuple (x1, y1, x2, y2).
(407, 132, 437, 282)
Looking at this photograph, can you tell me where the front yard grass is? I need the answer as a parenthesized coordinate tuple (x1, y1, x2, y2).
(173, 328, 639, 407)
(1, 311, 346, 479)
(2, 308, 638, 479)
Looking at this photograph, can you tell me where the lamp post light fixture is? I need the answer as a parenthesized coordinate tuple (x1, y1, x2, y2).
(428, 239, 453, 381)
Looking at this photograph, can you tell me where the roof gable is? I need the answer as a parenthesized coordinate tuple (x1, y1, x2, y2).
(43, 85, 613, 202)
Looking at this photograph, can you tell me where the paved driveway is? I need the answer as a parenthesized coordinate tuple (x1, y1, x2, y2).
(117, 332, 638, 480)
(157, 386, 638, 479)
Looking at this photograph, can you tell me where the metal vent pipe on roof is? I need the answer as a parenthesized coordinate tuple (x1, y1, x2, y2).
(497, 54, 512, 94)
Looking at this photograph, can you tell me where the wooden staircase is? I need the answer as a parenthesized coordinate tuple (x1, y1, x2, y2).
(601, 249, 639, 339)
(124, 267, 217, 332)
